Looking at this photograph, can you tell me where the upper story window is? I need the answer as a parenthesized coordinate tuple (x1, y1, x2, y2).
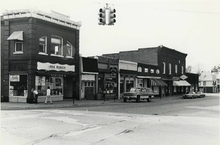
(181, 66, 184, 74)
(14, 41, 23, 54)
(169, 63, 171, 74)
(65, 41, 73, 58)
(144, 68, 148, 73)
(175, 65, 178, 74)
(138, 67, 142, 72)
(51, 36, 63, 56)
(39, 36, 47, 54)
(163, 62, 166, 74)
(150, 69, 154, 73)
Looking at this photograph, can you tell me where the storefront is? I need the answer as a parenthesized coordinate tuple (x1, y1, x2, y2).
(9, 73, 28, 102)
(36, 62, 75, 102)
(80, 57, 98, 100)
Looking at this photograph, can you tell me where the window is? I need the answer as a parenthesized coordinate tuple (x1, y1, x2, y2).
(35, 76, 63, 96)
(175, 65, 178, 74)
(138, 67, 142, 72)
(39, 36, 47, 54)
(163, 62, 165, 74)
(169, 63, 171, 74)
(181, 66, 184, 74)
(150, 69, 154, 73)
(144, 68, 148, 73)
(51, 36, 63, 56)
(9, 75, 27, 97)
(65, 41, 73, 57)
(14, 41, 23, 54)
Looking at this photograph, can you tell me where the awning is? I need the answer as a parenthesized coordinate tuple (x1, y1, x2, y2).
(82, 74, 95, 81)
(7, 31, 23, 41)
(151, 79, 167, 86)
(173, 80, 191, 86)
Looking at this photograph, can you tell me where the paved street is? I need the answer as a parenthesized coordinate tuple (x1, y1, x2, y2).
(1, 94, 219, 145)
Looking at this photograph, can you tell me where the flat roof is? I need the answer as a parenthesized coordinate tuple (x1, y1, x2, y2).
(2, 9, 81, 30)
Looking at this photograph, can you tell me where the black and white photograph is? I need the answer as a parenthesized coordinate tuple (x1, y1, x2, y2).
(1, 0, 219, 144)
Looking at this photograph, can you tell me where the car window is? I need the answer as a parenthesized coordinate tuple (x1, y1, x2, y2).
(141, 88, 146, 92)
(130, 88, 136, 92)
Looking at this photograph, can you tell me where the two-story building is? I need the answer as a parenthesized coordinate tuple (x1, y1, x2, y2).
(103, 45, 191, 96)
(1, 9, 81, 103)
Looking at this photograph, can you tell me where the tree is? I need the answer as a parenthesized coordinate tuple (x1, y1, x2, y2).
(186, 65, 192, 73)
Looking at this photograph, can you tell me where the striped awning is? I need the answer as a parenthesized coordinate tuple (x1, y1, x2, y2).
(173, 80, 191, 86)
(7, 31, 23, 41)
(151, 79, 167, 86)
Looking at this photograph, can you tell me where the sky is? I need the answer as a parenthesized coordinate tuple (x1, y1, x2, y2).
(1, 0, 220, 72)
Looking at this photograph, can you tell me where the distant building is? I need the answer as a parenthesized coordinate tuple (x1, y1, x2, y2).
(199, 71, 219, 93)
(1, 9, 81, 102)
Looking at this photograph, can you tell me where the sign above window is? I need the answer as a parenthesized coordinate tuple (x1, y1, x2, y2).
(37, 62, 75, 72)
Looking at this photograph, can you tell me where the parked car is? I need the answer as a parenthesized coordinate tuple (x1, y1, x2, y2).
(122, 87, 155, 102)
(182, 91, 205, 99)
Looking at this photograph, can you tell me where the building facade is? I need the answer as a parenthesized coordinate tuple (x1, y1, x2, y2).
(199, 71, 220, 93)
(1, 10, 81, 103)
(103, 45, 191, 96)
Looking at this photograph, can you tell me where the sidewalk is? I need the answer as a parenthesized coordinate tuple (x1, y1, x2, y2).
(1, 95, 182, 110)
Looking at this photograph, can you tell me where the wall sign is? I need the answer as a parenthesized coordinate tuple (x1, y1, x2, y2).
(10, 75, 20, 82)
(37, 62, 75, 72)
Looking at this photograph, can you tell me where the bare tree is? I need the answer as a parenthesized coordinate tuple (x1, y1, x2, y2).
(186, 65, 192, 73)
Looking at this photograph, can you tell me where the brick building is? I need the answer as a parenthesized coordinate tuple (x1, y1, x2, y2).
(103, 45, 191, 96)
(1, 9, 81, 103)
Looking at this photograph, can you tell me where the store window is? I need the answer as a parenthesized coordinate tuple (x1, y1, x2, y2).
(14, 41, 23, 54)
(9, 75, 27, 97)
(51, 36, 63, 56)
(35, 76, 63, 96)
(39, 36, 47, 54)
(137, 79, 143, 87)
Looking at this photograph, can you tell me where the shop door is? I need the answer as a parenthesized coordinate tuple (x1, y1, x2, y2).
(64, 77, 73, 98)
(85, 87, 95, 100)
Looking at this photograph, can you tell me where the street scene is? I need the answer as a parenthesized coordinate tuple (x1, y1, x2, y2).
(1, 0, 219, 145)
(1, 94, 219, 145)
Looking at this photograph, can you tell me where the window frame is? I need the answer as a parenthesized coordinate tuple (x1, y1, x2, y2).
(175, 65, 178, 74)
(169, 63, 171, 75)
(163, 62, 166, 74)
(51, 35, 63, 57)
(65, 41, 73, 58)
(38, 36, 48, 55)
(13, 41, 23, 54)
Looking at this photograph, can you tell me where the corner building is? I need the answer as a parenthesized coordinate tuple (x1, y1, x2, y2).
(1, 10, 81, 103)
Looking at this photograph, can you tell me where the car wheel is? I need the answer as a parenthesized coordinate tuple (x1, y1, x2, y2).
(147, 96, 152, 102)
(123, 98, 127, 102)
(136, 95, 140, 102)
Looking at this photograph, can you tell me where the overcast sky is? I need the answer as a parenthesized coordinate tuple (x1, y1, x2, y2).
(1, 0, 219, 72)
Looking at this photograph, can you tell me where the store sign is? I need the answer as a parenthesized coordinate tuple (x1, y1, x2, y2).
(10, 75, 20, 82)
(180, 75, 188, 80)
(37, 62, 75, 72)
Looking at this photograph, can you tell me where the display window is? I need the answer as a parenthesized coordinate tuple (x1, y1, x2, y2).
(9, 75, 27, 97)
(36, 76, 63, 96)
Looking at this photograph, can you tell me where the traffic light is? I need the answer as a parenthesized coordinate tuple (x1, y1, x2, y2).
(98, 8, 106, 25)
(108, 8, 116, 25)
